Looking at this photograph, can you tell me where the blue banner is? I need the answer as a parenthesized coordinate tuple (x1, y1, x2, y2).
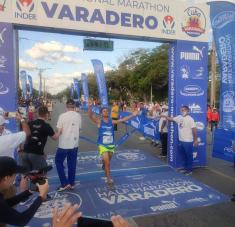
(27, 74, 33, 98)
(39, 74, 42, 97)
(0, 23, 17, 132)
(212, 128, 235, 163)
(169, 41, 208, 168)
(210, 1, 235, 130)
(19, 70, 27, 99)
(73, 78, 80, 99)
(70, 83, 74, 99)
(81, 73, 89, 107)
(91, 59, 108, 107)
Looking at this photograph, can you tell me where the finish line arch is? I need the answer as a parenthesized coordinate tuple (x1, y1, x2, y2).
(0, 0, 209, 169)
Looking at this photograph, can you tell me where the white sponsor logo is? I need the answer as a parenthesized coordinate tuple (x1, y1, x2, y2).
(189, 103, 203, 113)
(224, 146, 234, 153)
(131, 119, 140, 128)
(212, 11, 235, 29)
(0, 56, 6, 68)
(195, 122, 205, 131)
(0, 82, 9, 95)
(193, 152, 198, 159)
(186, 197, 208, 204)
(197, 137, 205, 146)
(222, 91, 235, 112)
(0, 27, 6, 46)
(150, 200, 179, 211)
(180, 46, 205, 61)
(180, 85, 204, 96)
(181, 65, 190, 79)
(193, 67, 204, 79)
(116, 152, 146, 162)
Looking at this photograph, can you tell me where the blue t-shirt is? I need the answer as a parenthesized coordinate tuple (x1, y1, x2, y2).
(97, 118, 114, 146)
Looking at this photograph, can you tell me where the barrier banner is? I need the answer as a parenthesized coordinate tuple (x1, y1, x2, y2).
(212, 128, 235, 163)
(27, 74, 33, 98)
(81, 73, 89, 107)
(19, 70, 27, 99)
(91, 59, 108, 107)
(168, 40, 208, 168)
(0, 23, 17, 132)
(210, 1, 235, 130)
(70, 83, 74, 99)
(73, 78, 80, 99)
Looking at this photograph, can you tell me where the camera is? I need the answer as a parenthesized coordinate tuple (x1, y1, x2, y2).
(25, 165, 52, 185)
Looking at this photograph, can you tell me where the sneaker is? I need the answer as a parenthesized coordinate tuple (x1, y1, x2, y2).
(185, 171, 193, 176)
(178, 169, 187, 174)
(158, 154, 167, 158)
(57, 184, 71, 192)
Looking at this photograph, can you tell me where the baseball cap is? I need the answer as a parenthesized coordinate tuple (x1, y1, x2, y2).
(0, 115, 6, 125)
(0, 157, 26, 179)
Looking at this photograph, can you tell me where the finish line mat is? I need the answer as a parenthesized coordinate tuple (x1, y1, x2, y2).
(46, 149, 166, 180)
(18, 167, 229, 227)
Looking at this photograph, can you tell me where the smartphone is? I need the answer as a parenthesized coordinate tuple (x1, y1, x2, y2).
(77, 216, 113, 227)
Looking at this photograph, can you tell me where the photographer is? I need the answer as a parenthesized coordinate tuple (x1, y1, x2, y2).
(0, 156, 49, 226)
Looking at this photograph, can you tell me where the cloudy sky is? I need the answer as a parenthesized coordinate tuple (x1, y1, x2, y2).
(19, 0, 210, 95)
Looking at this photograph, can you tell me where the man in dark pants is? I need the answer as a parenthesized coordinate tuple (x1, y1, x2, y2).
(159, 105, 168, 157)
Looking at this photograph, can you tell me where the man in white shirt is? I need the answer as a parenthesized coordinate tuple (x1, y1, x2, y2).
(163, 105, 198, 175)
(55, 99, 82, 192)
(159, 105, 168, 157)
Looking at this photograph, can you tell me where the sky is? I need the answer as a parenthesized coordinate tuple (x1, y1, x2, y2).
(18, 0, 209, 95)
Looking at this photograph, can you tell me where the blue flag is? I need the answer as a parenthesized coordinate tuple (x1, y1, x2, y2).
(19, 70, 27, 99)
(91, 59, 108, 107)
(73, 78, 80, 99)
(210, 1, 235, 129)
(70, 83, 74, 99)
(27, 74, 33, 98)
(81, 73, 89, 106)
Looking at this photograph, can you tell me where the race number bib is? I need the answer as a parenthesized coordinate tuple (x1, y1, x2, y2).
(102, 135, 113, 144)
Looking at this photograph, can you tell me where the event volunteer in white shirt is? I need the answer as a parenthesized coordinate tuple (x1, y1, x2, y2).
(163, 105, 198, 175)
(55, 99, 82, 192)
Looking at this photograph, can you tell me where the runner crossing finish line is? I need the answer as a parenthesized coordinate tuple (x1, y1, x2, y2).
(87, 102, 138, 185)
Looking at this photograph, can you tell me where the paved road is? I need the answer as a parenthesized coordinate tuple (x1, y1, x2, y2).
(44, 101, 235, 227)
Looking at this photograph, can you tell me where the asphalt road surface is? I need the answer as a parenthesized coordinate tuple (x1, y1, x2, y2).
(44, 101, 235, 227)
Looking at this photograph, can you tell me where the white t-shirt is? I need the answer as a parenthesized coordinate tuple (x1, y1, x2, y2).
(159, 111, 168, 133)
(57, 111, 82, 149)
(173, 115, 196, 142)
(0, 132, 26, 157)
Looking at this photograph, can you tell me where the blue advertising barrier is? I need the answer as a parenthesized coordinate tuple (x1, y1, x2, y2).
(19, 162, 229, 226)
(210, 1, 235, 130)
(212, 128, 235, 163)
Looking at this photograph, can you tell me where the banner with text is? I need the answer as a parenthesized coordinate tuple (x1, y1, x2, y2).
(81, 73, 89, 108)
(91, 59, 109, 107)
(210, 1, 235, 130)
(70, 82, 74, 99)
(0, 1, 209, 42)
(73, 78, 80, 99)
(0, 23, 17, 132)
(168, 40, 208, 168)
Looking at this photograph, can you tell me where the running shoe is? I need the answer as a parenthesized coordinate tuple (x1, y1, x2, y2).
(185, 171, 193, 176)
(56, 184, 71, 192)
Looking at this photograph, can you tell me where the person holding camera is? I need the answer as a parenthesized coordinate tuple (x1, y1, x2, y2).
(0, 156, 49, 226)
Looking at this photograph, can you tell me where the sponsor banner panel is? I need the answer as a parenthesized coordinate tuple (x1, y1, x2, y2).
(20, 167, 228, 226)
(81, 73, 89, 107)
(169, 40, 208, 168)
(19, 70, 27, 99)
(210, 1, 235, 130)
(0, 1, 209, 42)
(27, 74, 33, 97)
(212, 128, 235, 163)
(73, 78, 80, 99)
(0, 22, 17, 132)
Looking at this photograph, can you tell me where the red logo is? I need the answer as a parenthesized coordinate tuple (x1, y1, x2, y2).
(163, 15, 175, 29)
(16, 0, 34, 12)
(0, 0, 6, 12)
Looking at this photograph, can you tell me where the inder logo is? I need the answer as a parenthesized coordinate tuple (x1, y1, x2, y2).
(15, 0, 36, 20)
